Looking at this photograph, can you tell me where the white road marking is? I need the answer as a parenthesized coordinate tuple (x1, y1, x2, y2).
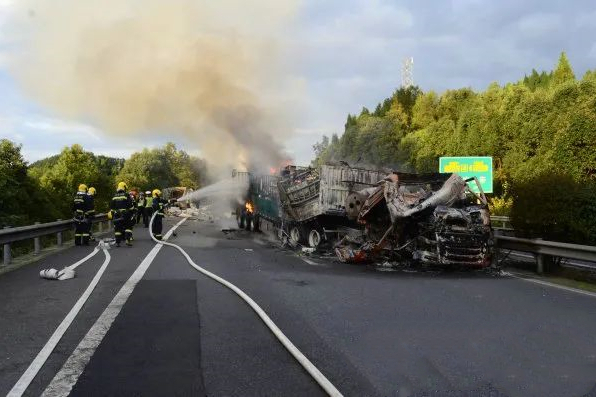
(506, 272, 596, 299)
(41, 218, 186, 397)
(7, 247, 111, 397)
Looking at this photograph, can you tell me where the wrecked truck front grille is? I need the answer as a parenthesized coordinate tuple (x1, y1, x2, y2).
(437, 232, 491, 267)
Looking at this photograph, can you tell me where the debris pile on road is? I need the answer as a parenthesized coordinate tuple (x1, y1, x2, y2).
(168, 205, 213, 221)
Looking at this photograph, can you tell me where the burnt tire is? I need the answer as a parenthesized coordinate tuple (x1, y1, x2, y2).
(289, 226, 302, 245)
(307, 228, 322, 248)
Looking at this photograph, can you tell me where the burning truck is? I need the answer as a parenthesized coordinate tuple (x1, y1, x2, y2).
(233, 164, 493, 269)
(233, 164, 386, 245)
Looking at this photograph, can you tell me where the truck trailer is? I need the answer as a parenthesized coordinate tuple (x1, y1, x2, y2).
(233, 163, 386, 247)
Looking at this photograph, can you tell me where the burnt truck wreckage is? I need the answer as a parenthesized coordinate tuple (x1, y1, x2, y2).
(233, 164, 386, 245)
(338, 172, 493, 267)
(232, 164, 493, 269)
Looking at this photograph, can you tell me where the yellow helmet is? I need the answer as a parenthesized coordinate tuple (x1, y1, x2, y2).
(88, 187, 96, 196)
(78, 184, 88, 192)
(117, 181, 127, 191)
(152, 189, 161, 197)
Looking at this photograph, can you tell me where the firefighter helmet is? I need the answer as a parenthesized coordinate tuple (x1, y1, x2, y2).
(88, 187, 96, 196)
(78, 184, 88, 192)
(117, 181, 127, 191)
(152, 189, 161, 198)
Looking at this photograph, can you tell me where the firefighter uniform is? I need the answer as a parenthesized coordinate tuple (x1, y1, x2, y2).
(73, 184, 92, 246)
(144, 191, 153, 228)
(137, 193, 146, 224)
(110, 182, 134, 246)
(151, 189, 165, 240)
(128, 191, 138, 240)
(87, 187, 96, 241)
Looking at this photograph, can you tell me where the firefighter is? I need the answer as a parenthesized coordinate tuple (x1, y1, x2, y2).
(110, 182, 134, 247)
(151, 189, 165, 240)
(137, 192, 146, 224)
(87, 187, 97, 241)
(128, 190, 138, 241)
(143, 190, 153, 228)
(73, 184, 92, 246)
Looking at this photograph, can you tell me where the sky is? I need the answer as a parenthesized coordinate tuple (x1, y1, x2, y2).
(1, 0, 596, 165)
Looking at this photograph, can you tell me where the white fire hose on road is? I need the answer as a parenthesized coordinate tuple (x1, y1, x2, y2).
(39, 245, 100, 280)
(39, 239, 116, 280)
(9, 241, 112, 397)
(149, 212, 343, 396)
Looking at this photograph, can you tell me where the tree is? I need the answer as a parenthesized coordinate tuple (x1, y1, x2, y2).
(116, 143, 205, 191)
(412, 91, 439, 129)
(552, 52, 575, 86)
(33, 145, 103, 218)
(0, 140, 39, 226)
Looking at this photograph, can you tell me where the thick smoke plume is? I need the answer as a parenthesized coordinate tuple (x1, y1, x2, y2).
(8, 0, 298, 175)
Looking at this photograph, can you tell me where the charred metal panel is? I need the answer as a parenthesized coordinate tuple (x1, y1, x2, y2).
(319, 165, 385, 216)
(278, 164, 385, 223)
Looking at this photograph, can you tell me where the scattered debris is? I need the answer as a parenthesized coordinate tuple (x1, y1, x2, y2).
(168, 204, 213, 221)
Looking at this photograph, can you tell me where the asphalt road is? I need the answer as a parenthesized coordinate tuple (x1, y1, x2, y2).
(1, 216, 596, 397)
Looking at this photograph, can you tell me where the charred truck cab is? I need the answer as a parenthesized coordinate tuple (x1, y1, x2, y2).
(339, 172, 493, 268)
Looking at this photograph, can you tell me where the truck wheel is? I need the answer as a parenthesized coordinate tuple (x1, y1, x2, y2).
(308, 229, 321, 248)
(289, 226, 302, 245)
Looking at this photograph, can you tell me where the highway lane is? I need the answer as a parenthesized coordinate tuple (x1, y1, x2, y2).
(143, 221, 596, 397)
(0, 222, 180, 396)
(2, 217, 596, 396)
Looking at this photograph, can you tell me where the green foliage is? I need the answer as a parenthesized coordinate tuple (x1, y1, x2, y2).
(488, 195, 513, 216)
(310, 53, 596, 243)
(312, 86, 421, 168)
(0, 140, 53, 226)
(522, 69, 552, 91)
(551, 52, 575, 86)
(511, 173, 596, 244)
(7, 142, 206, 225)
(116, 143, 205, 191)
(31, 145, 103, 217)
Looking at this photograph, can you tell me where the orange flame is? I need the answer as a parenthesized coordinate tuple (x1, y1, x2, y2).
(245, 202, 254, 214)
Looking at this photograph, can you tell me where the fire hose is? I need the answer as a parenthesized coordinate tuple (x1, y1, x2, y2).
(8, 241, 111, 397)
(149, 212, 343, 397)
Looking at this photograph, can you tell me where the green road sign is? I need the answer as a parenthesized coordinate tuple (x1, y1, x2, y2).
(439, 156, 493, 193)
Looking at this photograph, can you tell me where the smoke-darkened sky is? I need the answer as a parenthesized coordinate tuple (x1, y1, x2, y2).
(1, 0, 595, 165)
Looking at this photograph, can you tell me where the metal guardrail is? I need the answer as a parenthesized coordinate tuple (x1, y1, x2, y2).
(0, 214, 109, 266)
(495, 235, 596, 274)
(490, 215, 513, 231)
